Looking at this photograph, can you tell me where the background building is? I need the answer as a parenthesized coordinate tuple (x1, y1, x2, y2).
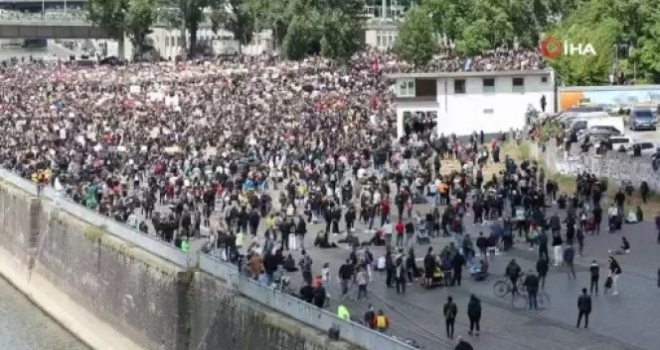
(390, 70, 556, 137)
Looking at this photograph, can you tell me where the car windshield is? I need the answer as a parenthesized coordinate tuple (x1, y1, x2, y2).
(634, 110, 654, 119)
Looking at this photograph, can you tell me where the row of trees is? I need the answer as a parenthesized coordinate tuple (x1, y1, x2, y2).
(396, 0, 660, 84)
(86, 0, 364, 61)
(87, 0, 660, 84)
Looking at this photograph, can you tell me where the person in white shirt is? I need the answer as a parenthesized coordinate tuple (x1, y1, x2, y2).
(382, 222, 393, 246)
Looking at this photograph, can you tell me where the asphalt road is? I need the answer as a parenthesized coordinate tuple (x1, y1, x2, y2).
(123, 155, 660, 350)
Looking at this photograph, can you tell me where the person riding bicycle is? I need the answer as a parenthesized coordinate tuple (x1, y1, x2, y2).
(505, 259, 522, 295)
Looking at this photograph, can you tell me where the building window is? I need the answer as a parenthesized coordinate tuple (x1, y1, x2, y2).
(454, 79, 466, 94)
(512, 77, 525, 93)
(397, 79, 415, 97)
(541, 76, 548, 83)
(377, 34, 382, 47)
(482, 78, 495, 93)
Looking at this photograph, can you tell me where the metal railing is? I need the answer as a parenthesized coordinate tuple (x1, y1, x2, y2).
(0, 10, 212, 27)
(203, 255, 418, 350)
(0, 167, 193, 267)
(0, 166, 416, 349)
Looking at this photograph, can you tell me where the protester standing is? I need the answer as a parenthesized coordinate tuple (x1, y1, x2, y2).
(467, 294, 481, 336)
(523, 269, 540, 310)
(536, 257, 549, 289)
(563, 244, 576, 280)
(552, 231, 563, 266)
(577, 288, 592, 328)
(443, 296, 458, 338)
(608, 256, 622, 295)
(589, 260, 600, 295)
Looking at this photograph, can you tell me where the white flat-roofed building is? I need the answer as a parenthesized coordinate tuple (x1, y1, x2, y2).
(389, 70, 556, 138)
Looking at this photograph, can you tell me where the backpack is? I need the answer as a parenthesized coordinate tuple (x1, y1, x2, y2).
(446, 304, 456, 319)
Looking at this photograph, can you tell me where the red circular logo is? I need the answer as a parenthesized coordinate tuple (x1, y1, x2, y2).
(540, 37, 562, 59)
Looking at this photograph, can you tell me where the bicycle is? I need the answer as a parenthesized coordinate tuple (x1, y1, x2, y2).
(493, 273, 526, 297)
(512, 290, 550, 310)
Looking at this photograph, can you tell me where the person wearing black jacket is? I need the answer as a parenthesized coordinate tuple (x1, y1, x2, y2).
(536, 257, 549, 289)
(443, 296, 458, 338)
(299, 281, 315, 303)
(313, 283, 327, 308)
(577, 288, 592, 328)
(537, 230, 549, 261)
(338, 259, 353, 298)
(385, 250, 395, 288)
(523, 270, 540, 310)
(363, 304, 376, 329)
(589, 260, 600, 295)
(296, 216, 307, 251)
(454, 336, 474, 350)
(476, 231, 488, 260)
(467, 294, 482, 336)
(452, 252, 466, 286)
(551, 231, 563, 267)
(608, 256, 622, 295)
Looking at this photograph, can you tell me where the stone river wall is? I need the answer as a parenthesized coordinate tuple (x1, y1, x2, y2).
(0, 168, 415, 350)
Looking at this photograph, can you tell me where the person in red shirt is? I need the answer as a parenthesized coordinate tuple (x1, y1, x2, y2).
(395, 220, 405, 247)
(380, 198, 390, 226)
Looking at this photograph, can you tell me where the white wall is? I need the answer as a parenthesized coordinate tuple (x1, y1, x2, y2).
(395, 72, 555, 138)
(440, 75, 554, 136)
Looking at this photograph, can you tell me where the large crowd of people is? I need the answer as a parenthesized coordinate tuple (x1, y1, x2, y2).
(3, 47, 640, 350)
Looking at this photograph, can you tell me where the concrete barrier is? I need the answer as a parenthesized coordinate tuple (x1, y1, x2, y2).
(0, 167, 417, 350)
(199, 255, 418, 350)
(530, 141, 660, 191)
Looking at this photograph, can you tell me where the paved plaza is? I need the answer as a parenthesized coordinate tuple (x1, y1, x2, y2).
(127, 159, 660, 350)
(270, 195, 659, 350)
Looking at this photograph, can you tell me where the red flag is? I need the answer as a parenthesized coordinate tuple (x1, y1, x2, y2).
(373, 59, 379, 73)
(370, 95, 378, 109)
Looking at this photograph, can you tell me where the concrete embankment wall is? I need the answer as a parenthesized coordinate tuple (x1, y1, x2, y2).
(0, 169, 406, 350)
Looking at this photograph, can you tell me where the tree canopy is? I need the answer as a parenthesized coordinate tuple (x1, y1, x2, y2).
(85, 0, 660, 83)
(394, 7, 435, 67)
(247, 0, 364, 61)
(86, 0, 158, 59)
(398, 0, 660, 84)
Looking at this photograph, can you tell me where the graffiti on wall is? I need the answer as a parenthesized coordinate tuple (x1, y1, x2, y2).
(535, 144, 660, 191)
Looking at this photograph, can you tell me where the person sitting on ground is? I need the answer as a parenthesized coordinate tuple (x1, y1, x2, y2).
(626, 207, 641, 224)
(369, 228, 386, 246)
(609, 237, 631, 255)
(470, 259, 489, 281)
(283, 253, 299, 272)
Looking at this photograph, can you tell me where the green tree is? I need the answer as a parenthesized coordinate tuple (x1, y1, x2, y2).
(126, 0, 157, 58)
(394, 7, 435, 67)
(320, 10, 363, 61)
(282, 13, 321, 60)
(86, 0, 128, 42)
(226, 0, 255, 48)
(161, 0, 228, 57)
(546, 0, 660, 84)
(246, 0, 364, 60)
(87, 0, 156, 59)
(454, 19, 491, 56)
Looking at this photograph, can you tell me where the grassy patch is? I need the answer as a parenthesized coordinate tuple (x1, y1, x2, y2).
(502, 141, 531, 161)
(84, 224, 106, 242)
